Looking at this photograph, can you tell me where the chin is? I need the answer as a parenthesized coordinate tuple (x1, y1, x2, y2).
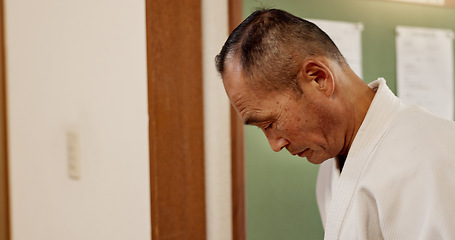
(306, 158, 328, 165)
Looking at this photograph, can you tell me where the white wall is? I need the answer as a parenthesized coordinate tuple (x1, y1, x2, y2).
(4, 0, 151, 239)
(202, 0, 233, 239)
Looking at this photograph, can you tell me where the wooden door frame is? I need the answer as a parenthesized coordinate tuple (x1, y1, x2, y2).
(0, 0, 10, 239)
(228, 1, 246, 240)
(146, 0, 206, 239)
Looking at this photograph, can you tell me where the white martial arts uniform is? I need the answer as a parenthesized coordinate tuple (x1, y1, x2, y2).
(316, 79, 455, 240)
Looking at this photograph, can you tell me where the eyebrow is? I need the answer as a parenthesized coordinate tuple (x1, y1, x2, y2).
(244, 118, 258, 125)
(244, 116, 269, 126)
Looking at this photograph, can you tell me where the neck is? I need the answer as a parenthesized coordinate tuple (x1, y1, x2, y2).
(339, 72, 376, 157)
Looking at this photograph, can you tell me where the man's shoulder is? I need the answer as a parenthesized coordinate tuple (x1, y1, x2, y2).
(389, 103, 455, 142)
(360, 104, 455, 185)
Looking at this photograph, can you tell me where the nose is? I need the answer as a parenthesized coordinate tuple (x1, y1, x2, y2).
(265, 132, 290, 152)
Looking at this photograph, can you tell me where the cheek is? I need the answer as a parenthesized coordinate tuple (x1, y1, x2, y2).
(314, 106, 346, 155)
(280, 103, 338, 145)
(281, 116, 317, 142)
(290, 109, 334, 144)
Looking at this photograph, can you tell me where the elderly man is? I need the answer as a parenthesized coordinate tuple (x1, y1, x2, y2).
(216, 8, 455, 240)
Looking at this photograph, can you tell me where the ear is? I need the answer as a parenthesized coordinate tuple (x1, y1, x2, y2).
(298, 59, 335, 97)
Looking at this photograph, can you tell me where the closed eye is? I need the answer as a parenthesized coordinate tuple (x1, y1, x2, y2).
(262, 121, 273, 130)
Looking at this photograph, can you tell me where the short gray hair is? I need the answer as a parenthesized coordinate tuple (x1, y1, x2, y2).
(215, 8, 346, 94)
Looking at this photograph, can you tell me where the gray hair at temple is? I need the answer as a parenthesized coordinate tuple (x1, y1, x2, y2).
(215, 9, 347, 94)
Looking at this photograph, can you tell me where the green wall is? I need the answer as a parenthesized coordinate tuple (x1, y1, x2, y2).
(243, 1, 455, 239)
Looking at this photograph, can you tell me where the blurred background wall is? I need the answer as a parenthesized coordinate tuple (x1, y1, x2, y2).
(4, 0, 151, 239)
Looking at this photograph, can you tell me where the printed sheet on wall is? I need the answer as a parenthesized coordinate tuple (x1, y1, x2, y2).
(309, 19, 363, 78)
(396, 26, 454, 120)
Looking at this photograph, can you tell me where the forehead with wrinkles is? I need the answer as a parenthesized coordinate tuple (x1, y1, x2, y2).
(223, 58, 262, 117)
(222, 57, 289, 127)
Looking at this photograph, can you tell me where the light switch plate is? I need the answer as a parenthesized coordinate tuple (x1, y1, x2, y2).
(66, 130, 81, 179)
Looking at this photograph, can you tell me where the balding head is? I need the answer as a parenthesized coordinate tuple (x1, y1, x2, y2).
(215, 8, 347, 94)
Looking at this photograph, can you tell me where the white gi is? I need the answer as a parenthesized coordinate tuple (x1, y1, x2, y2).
(316, 78, 455, 240)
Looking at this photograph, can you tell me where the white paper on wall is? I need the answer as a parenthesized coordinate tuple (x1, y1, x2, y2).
(390, 0, 444, 6)
(396, 26, 454, 120)
(310, 19, 364, 78)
